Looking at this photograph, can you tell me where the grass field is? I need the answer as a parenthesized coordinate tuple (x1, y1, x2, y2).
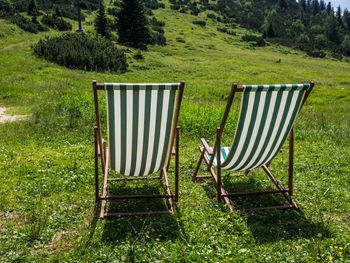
(0, 4, 350, 262)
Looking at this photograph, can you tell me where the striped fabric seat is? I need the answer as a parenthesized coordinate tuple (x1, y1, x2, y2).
(205, 147, 231, 167)
(105, 83, 180, 176)
(210, 84, 311, 171)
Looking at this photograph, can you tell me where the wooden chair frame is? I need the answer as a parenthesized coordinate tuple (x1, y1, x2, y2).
(193, 82, 314, 211)
(93, 80, 184, 218)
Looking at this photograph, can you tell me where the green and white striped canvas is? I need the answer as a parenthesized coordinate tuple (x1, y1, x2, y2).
(211, 84, 311, 171)
(105, 83, 180, 176)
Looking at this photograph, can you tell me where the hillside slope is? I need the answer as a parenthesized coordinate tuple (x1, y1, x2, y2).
(0, 2, 349, 262)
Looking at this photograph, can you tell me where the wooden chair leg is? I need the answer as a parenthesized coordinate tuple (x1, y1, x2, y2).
(193, 146, 205, 180)
(94, 127, 99, 203)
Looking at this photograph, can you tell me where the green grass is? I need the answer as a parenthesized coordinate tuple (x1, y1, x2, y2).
(0, 4, 350, 262)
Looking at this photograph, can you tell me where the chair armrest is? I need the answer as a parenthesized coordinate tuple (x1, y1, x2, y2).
(200, 138, 213, 155)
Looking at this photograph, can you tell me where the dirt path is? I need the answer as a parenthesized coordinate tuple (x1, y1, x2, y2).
(0, 107, 29, 123)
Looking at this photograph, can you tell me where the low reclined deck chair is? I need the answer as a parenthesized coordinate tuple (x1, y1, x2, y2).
(193, 82, 314, 211)
(93, 80, 184, 218)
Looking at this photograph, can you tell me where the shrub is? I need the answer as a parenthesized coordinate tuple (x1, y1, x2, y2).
(150, 17, 165, 27)
(41, 14, 72, 31)
(206, 13, 216, 19)
(150, 31, 166, 45)
(8, 13, 44, 33)
(217, 27, 236, 36)
(33, 33, 128, 73)
(307, 50, 326, 58)
(176, 37, 185, 43)
(0, 0, 12, 17)
(133, 50, 144, 60)
(241, 34, 266, 47)
(192, 20, 206, 27)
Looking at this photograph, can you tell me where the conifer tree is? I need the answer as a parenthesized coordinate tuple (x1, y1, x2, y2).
(312, 0, 320, 15)
(116, 0, 151, 49)
(319, 0, 326, 11)
(326, 2, 332, 14)
(336, 6, 344, 27)
(278, 0, 288, 9)
(94, 0, 110, 38)
(27, 0, 39, 16)
(267, 22, 275, 37)
(300, 0, 306, 11)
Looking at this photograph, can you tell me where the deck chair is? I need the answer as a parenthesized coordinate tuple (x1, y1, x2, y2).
(193, 82, 314, 211)
(93, 80, 185, 218)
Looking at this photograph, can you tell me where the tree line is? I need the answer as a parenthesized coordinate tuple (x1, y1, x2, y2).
(169, 0, 350, 58)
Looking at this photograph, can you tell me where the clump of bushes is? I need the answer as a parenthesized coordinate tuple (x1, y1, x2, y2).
(33, 33, 128, 73)
(241, 34, 266, 47)
(41, 14, 72, 31)
(8, 13, 47, 33)
(206, 13, 216, 19)
(192, 20, 206, 27)
(307, 50, 326, 58)
(149, 17, 166, 46)
(217, 27, 236, 36)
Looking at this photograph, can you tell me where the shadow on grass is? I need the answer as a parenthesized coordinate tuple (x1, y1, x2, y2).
(198, 173, 331, 243)
(97, 178, 185, 243)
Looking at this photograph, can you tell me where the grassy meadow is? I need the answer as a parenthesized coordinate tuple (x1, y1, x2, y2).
(0, 4, 350, 262)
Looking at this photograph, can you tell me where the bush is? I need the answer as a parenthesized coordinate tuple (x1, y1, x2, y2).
(206, 13, 216, 19)
(8, 13, 45, 33)
(192, 20, 206, 27)
(241, 34, 266, 47)
(176, 37, 185, 43)
(133, 50, 144, 60)
(150, 17, 165, 27)
(41, 14, 72, 31)
(217, 27, 236, 36)
(307, 50, 326, 58)
(33, 33, 128, 73)
(150, 31, 166, 45)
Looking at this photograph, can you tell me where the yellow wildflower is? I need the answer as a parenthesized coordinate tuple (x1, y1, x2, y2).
(339, 247, 343, 250)
(339, 252, 342, 255)
(146, 234, 150, 239)
(335, 246, 338, 248)
(330, 246, 333, 248)
(302, 244, 305, 246)
(329, 256, 333, 261)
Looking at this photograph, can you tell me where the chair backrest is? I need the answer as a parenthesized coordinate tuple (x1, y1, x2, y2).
(105, 83, 181, 176)
(221, 84, 312, 171)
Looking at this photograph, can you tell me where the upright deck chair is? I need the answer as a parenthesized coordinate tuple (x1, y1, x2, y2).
(93, 81, 184, 218)
(193, 82, 314, 211)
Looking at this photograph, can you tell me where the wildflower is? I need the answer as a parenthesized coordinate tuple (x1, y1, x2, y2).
(339, 252, 342, 255)
(302, 244, 305, 246)
(330, 246, 333, 248)
(181, 248, 185, 252)
(339, 247, 343, 250)
(335, 246, 338, 248)
(146, 234, 150, 239)
(329, 256, 333, 261)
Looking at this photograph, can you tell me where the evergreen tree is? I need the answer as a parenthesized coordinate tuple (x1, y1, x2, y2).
(319, 0, 326, 10)
(312, 0, 320, 15)
(326, 2, 332, 14)
(267, 22, 275, 37)
(300, 0, 306, 11)
(341, 35, 350, 56)
(116, 0, 151, 49)
(27, 0, 39, 16)
(278, 0, 288, 9)
(336, 6, 344, 27)
(327, 15, 339, 43)
(94, 0, 110, 38)
(343, 9, 350, 30)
